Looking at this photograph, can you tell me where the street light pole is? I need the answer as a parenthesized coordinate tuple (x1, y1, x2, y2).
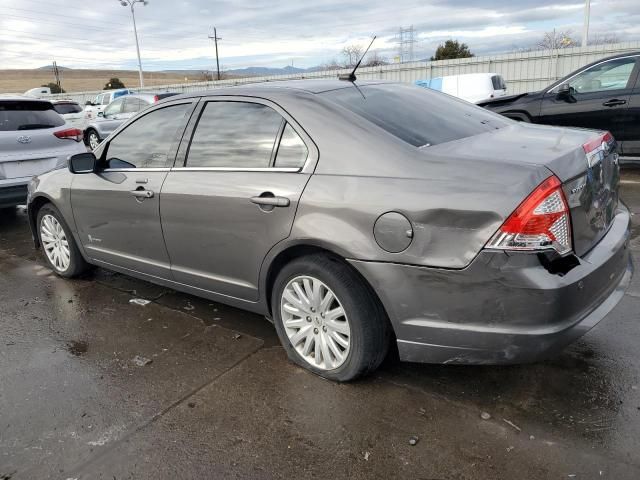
(119, 0, 148, 87)
(582, 0, 590, 47)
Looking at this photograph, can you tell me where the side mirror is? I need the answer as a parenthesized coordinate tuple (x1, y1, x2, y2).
(69, 152, 97, 174)
(97, 111, 104, 117)
(557, 83, 572, 99)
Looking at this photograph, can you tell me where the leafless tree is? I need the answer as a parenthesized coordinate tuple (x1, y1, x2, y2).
(538, 29, 577, 49)
(363, 51, 389, 67)
(341, 44, 364, 68)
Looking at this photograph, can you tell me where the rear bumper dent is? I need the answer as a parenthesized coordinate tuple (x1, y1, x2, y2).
(349, 205, 633, 365)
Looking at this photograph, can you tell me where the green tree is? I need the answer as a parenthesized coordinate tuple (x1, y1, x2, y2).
(104, 77, 126, 89)
(430, 40, 474, 61)
(41, 82, 65, 94)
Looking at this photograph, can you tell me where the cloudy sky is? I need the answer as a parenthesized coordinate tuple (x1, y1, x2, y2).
(1, 0, 639, 71)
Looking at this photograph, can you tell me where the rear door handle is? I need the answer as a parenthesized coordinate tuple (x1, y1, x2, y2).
(602, 99, 627, 107)
(250, 195, 290, 207)
(130, 189, 154, 199)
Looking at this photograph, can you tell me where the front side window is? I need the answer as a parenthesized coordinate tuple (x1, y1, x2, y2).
(566, 57, 637, 94)
(103, 98, 124, 117)
(186, 101, 283, 168)
(274, 123, 308, 168)
(105, 103, 190, 169)
(101, 94, 111, 105)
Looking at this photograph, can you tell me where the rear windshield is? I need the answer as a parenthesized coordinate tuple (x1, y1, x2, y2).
(491, 75, 506, 90)
(320, 84, 510, 147)
(0, 100, 65, 131)
(53, 103, 82, 114)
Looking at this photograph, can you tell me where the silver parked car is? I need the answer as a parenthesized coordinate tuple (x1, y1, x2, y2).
(0, 96, 86, 208)
(84, 93, 177, 149)
(26, 81, 633, 381)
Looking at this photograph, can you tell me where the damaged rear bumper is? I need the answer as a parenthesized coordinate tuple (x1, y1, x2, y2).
(349, 205, 633, 365)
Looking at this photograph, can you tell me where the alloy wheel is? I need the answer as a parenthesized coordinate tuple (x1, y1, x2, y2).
(40, 214, 71, 272)
(88, 132, 100, 150)
(280, 275, 351, 370)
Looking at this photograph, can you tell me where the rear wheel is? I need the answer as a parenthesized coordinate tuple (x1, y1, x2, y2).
(37, 204, 89, 278)
(272, 254, 389, 381)
(86, 129, 100, 150)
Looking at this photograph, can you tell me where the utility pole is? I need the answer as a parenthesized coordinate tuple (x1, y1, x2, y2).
(582, 0, 590, 47)
(208, 27, 222, 81)
(52, 60, 61, 91)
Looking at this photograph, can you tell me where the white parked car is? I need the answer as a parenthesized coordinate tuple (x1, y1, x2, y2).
(83, 89, 133, 121)
(51, 100, 85, 130)
(416, 73, 507, 103)
(24, 86, 52, 98)
(0, 96, 86, 208)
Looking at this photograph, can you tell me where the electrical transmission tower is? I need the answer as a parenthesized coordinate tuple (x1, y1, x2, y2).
(397, 25, 417, 63)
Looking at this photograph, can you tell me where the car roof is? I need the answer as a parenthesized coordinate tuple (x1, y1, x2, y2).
(0, 94, 53, 102)
(167, 79, 397, 101)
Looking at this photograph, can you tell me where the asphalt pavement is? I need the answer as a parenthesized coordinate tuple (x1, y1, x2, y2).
(1, 170, 639, 479)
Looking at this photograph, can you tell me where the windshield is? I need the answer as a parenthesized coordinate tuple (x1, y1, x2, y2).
(320, 84, 510, 147)
(53, 103, 83, 114)
(0, 100, 65, 131)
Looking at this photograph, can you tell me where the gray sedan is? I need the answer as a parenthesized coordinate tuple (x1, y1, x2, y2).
(26, 80, 633, 381)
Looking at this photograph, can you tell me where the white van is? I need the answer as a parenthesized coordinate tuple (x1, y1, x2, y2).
(416, 73, 507, 104)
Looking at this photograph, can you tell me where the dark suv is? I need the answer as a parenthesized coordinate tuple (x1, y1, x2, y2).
(478, 52, 640, 163)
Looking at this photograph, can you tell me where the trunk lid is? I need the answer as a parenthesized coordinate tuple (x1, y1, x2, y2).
(426, 123, 619, 257)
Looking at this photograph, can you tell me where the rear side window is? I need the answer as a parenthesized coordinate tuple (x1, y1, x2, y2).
(0, 101, 65, 131)
(186, 102, 283, 168)
(105, 103, 190, 169)
(53, 103, 82, 114)
(491, 75, 506, 90)
(123, 97, 143, 113)
(321, 84, 510, 147)
(274, 123, 308, 168)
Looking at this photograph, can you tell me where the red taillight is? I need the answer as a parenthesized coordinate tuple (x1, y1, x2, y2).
(486, 175, 572, 255)
(153, 95, 159, 102)
(54, 128, 83, 142)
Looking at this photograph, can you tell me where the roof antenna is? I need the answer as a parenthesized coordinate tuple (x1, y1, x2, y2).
(338, 35, 377, 82)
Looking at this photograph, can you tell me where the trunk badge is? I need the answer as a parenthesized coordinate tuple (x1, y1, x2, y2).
(16, 135, 32, 144)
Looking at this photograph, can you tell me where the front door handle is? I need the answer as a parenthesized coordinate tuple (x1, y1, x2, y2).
(602, 99, 627, 107)
(250, 195, 290, 207)
(130, 189, 154, 199)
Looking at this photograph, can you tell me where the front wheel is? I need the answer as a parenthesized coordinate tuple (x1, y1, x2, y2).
(37, 204, 89, 278)
(272, 254, 390, 382)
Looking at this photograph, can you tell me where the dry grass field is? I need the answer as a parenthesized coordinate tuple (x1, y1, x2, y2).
(0, 69, 200, 94)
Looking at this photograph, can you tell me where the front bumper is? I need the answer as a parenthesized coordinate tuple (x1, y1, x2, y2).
(349, 205, 633, 365)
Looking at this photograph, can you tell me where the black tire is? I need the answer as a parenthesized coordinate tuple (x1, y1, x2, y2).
(85, 128, 100, 149)
(272, 254, 390, 382)
(37, 203, 89, 278)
